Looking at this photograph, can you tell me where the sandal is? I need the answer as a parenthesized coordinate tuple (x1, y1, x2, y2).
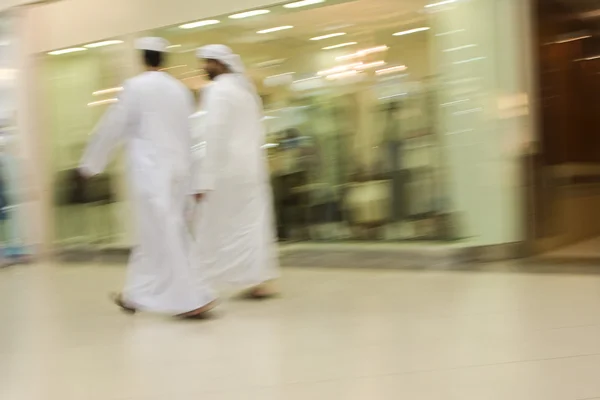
(240, 286, 279, 301)
(111, 293, 137, 314)
(176, 300, 217, 320)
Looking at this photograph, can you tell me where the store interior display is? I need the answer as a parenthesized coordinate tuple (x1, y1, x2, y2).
(44, 46, 128, 251)
(41, 0, 462, 245)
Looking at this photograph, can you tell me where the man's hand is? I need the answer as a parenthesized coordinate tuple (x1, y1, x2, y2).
(78, 169, 93, 180)
(194, 193, 205, 202)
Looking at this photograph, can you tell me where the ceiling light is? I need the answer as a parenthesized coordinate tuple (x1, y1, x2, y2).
(48, 47, 87, 55)
(179, 19, 220, 29)
(254, 59, 286, 68)
(375, 65, 407, 75)
(257, 26, 294, 34)
(167, 44, 182, 49)
(317, 62, 362, 76)
(393, 27, 430, 36)
(284, 0, 325, 8)
(425, 0, 457, 7)
(310, 32, 346, 41)
(355, 61, 386, 70)
(326, 70, 359, 80)
(443, 44, 476, 52)
(549, 35, 592, 44)
(336, 45, 388, 61)
(266, 72, 296, 78)
(84, 40, 123, 48)
(229, 10, 270, 19)
(322, 42, 357, 50)
(92, 87, 123, 96)
(453, 56, 485, 64)
(576, 55, 600, 61)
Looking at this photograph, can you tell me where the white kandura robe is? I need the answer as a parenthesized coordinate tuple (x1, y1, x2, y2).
(80, 71, 215, 314)
(191, 74, 279, 286)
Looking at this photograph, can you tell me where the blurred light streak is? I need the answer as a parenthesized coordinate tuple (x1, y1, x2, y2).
(92, 87, 123, 96)
(84, 40, 123, 48)
(310, 32, 346, 41)
(257, 26, 294, 34)
(48, 48, 87, 55)
(284, 0, 325, 8)
(322, 42, 357, 50)
(88, 99, 118, 107)
(179, 20, 220, 29)
(336, 45, 388, 61)
(229, 10, 270, 19)
(375, 65, 407, 75)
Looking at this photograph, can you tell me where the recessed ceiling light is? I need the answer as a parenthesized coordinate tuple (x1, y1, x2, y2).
(393, 27, 430, 36)
(355, 61, 386, 70)
(310, 32, 346, 41)
(179, 19, 220, 29)
(48, 47, 87, 55)
(84, 40, 124, 48)
(284, 0, 325, 8)
(326, 70, 359, 80)
(317, 63, 363, 76)
(376, 65, 408, 75)
(229, 10, 270, 19)
(322, 42, 357, 50)
(336, 45, 389, 61)
(257, 26, 294, 34)
(425, 0, 456, 8)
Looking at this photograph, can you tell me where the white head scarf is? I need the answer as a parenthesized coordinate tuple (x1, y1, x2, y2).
(135, 37, 170, 52)
(196, 44, 262, 107)
(197, 44, 245, 73)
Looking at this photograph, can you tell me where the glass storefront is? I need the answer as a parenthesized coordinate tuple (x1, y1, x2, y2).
(0, 11, 31, 264)
(43, 38, 134, 251)
(41, 0, 525, 250)
(154, 0, 453, 242)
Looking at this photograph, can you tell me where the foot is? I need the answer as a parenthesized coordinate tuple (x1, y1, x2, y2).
(177, 300, 217, 320)
(241, 284, 279, 300)
(111, 293, 136, 314)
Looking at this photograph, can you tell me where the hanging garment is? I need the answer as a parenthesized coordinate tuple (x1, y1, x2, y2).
(80, 71, 215, 314)
(190, 73, 279, 287)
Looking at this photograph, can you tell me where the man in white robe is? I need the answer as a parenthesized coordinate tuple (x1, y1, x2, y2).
(191, 45, 279, 298)
(79, 37, 216, 318)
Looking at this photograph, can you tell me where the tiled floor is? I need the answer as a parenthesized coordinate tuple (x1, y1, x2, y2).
(3, 262, 600, 399)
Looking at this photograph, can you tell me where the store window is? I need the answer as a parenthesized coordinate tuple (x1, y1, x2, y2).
(42, 38, 132, 251)
(156, 0, 451, 241)
(42, 0, 510, 248)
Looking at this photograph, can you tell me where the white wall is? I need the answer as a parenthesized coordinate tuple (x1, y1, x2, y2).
(25, 0, 288, 54)
(0, 0, 47, 13)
